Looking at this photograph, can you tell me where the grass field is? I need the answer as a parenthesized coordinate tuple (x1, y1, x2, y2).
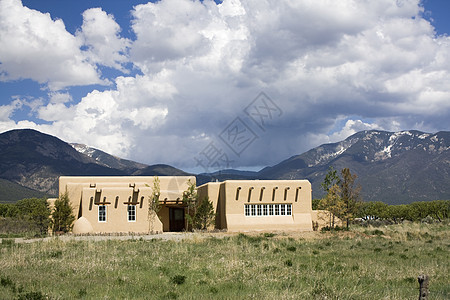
(0, 222, 448, 299)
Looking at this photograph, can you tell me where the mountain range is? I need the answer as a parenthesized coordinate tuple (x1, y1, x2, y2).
(0, 128, 448, 204)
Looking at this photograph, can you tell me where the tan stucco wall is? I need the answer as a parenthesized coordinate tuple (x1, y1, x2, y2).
(198, 180, 313, 232)
(59, 176, 195, 234)
(60, 176, 318, 234)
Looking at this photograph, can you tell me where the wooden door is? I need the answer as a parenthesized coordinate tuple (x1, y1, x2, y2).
(169, 207, 185, 232)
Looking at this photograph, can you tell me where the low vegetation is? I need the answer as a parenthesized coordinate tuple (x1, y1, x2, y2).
(357, 200, 449, 224)
(0, 198, 50, 237)
(0, 222, 448, 299)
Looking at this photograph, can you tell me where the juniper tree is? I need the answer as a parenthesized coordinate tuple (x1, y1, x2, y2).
(192, 196, 215, 230)
(52, 192, 75, 233)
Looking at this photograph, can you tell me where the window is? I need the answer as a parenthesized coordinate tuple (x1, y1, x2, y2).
(268, 204, 274, 215)
(244, 204, 292, 217)
(275, 204, 280, 215)
(128, 205, 136, 222)
(98, 205, 106, 222)
(245, 205, 251, 216)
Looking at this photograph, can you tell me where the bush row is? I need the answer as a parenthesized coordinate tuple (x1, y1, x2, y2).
(356, 200, 449, 223)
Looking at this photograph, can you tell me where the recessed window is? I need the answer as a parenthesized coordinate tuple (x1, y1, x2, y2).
(236, 187, 241, 200)
(295, 187, 301, 202)
(244, 204, 292, 217)
(284, 187, 290, 201)
(128, 205, 136, 222)
(98, 205, 106, 222)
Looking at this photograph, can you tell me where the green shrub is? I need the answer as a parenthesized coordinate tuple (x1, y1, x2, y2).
(286, 246, 296, 252)
(52, 191, 75, 233)
(263, 232, 276, 238)
(191, 196, 215, 230)
(15, 198, 50, 235)
(170, 275, 186, 285)
(18, 291, 46, 300)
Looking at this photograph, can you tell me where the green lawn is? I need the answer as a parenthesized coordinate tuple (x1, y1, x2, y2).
(0, 223, 448, 299)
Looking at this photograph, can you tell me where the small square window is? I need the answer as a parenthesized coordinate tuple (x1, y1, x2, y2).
(128, 205, 136, 222)
(98, 205, 106, 222)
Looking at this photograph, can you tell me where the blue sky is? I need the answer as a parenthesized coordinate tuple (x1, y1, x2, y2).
(0, 0, 449, 173)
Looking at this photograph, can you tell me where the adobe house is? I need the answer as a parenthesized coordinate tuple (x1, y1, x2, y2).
(55, 176, 327, 234)
(197, 180, 313, 231)
(57, 176, 195, 234)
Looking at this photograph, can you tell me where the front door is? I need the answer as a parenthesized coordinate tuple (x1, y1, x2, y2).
(169, 207, 185, 232)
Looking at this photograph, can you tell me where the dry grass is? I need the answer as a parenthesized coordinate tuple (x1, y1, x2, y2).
(0, 223, 448, 299)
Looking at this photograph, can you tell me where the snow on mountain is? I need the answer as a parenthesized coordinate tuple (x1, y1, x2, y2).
(71, 143, 98, 160)
(70, 143, 148, 172)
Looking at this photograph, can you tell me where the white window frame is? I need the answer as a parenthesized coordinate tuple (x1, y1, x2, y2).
(98, 205, 106, 222)
(128, 205, 136, 222)
(244, 204, 292, 217)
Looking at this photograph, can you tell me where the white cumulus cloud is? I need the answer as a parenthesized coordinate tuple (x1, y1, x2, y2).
(0, 0, 105, 90)
(77, 8, 131, 72)
(1, 0, 450, 171)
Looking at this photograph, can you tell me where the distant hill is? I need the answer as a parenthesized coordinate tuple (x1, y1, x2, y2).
(1, 128, 448, 205)
(0, 129, 126, 196)
(69, 145, 190, 177)
(196, 169, 259, 185)
(132, 164, 191, 176)
(0, 129, 191, 200)
(258, 130, 450, 204)
(0, 178, 50, 203)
